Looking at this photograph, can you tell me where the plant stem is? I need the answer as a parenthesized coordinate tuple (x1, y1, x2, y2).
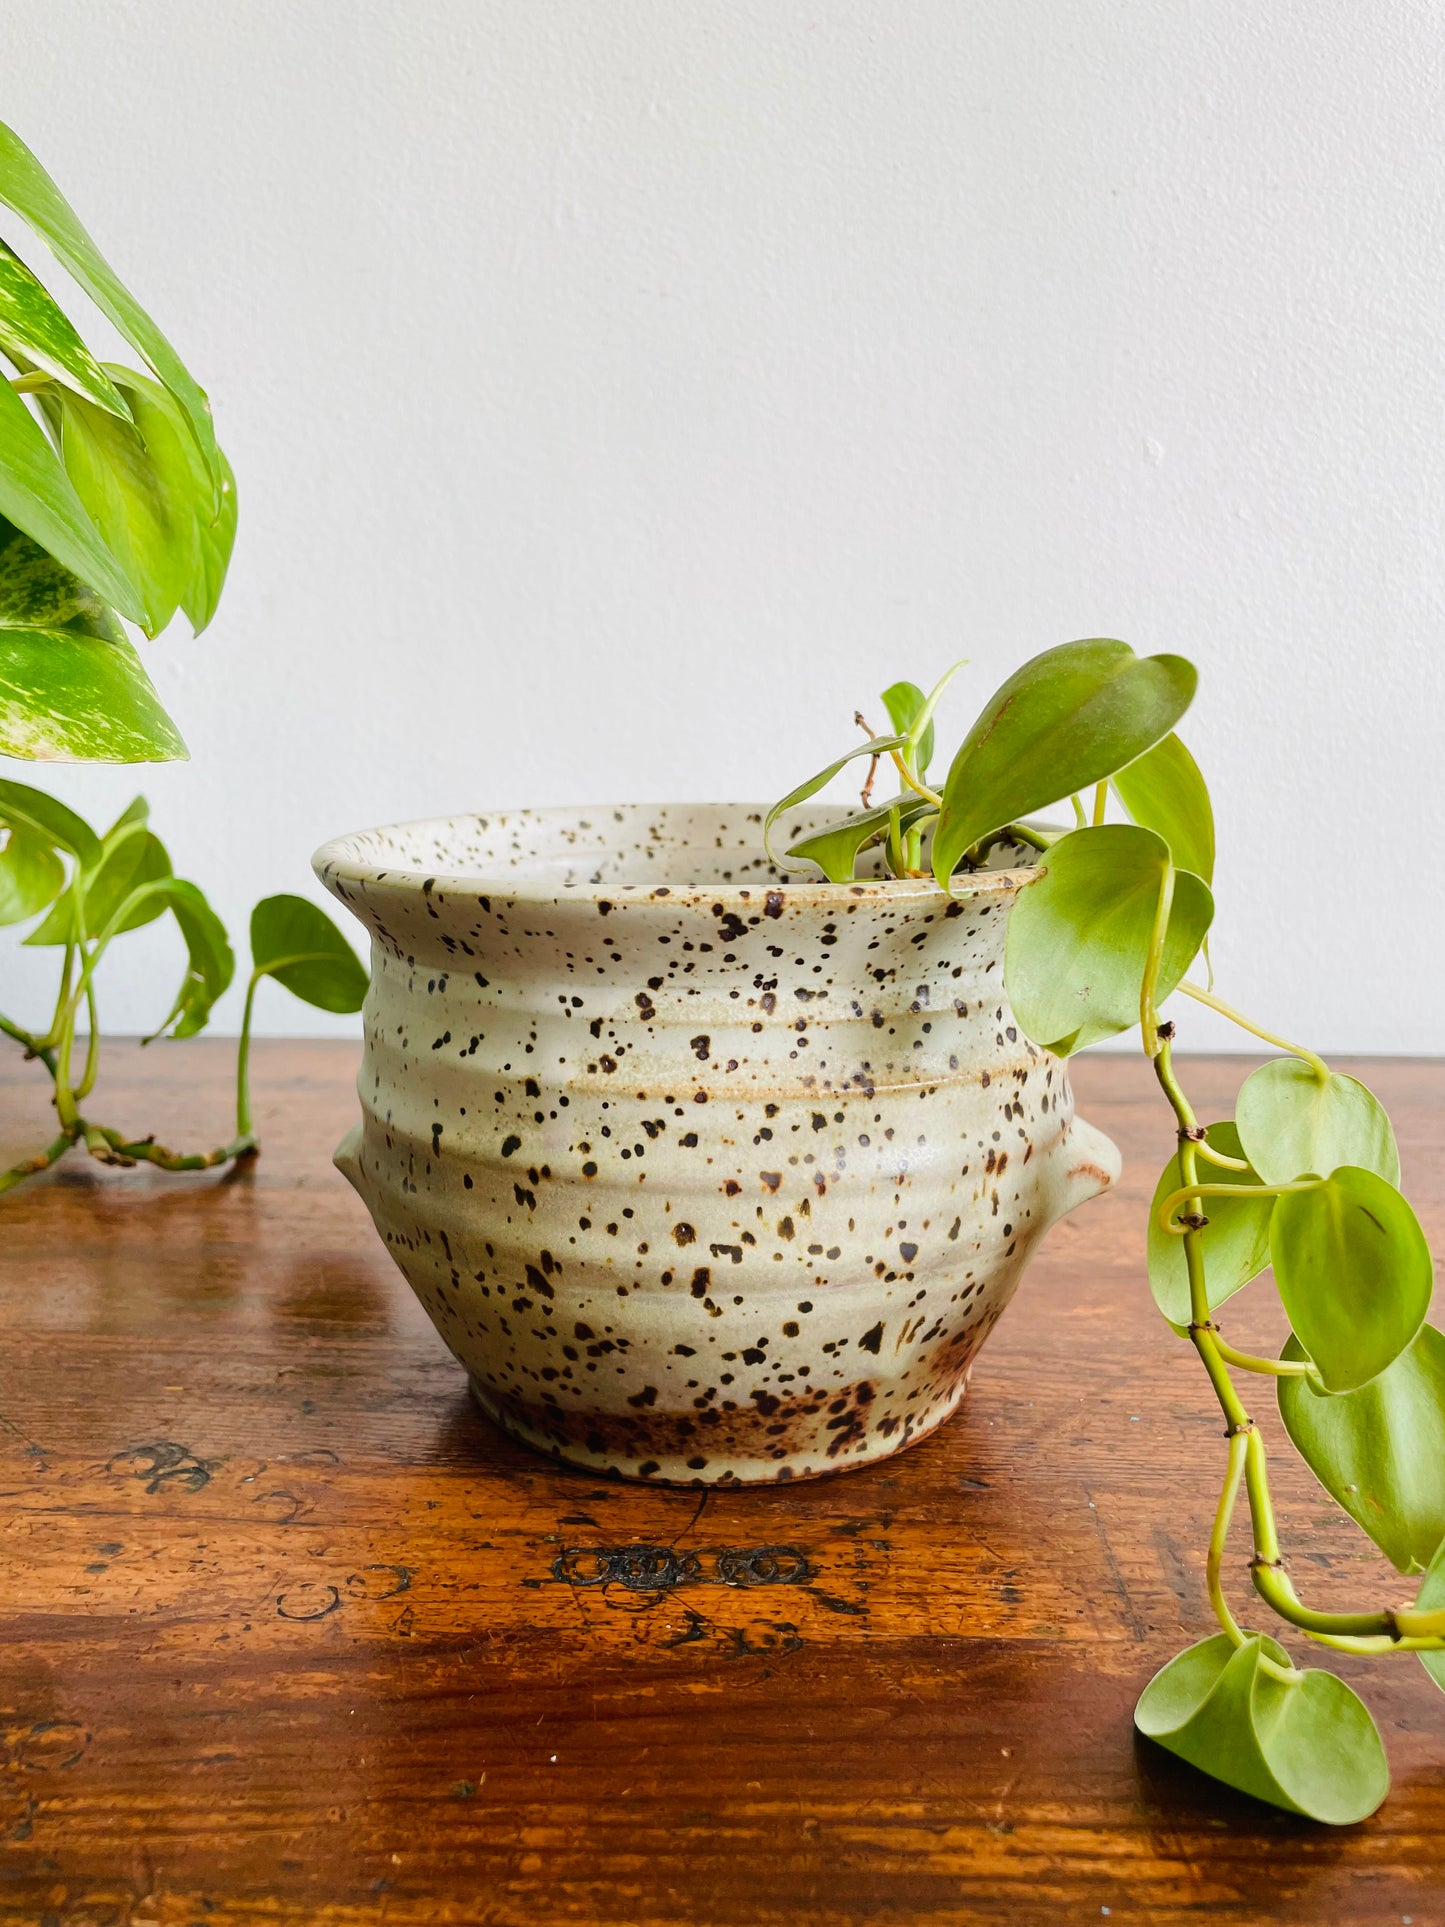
(1155, 1175, 1319, 1235)
(0, 1012, 57, 1077)
(1091, 780, 1109, 826)
(1179, 980, 1330, 1082)
(888, 749, 942, 808)
(1151, 1029, 1445, 1652)
(1211, 1334, 1319, 1379)
(0, 1126, 77, 1195)
(236, 971, 261, 1138)
(1070, 793, 1087, 829)
(1207, 1428, 1250, 1646)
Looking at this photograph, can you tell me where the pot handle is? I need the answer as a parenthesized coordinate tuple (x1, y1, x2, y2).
(1057, 1113, 1122, 1218)
(333, 1122, 364, 1195)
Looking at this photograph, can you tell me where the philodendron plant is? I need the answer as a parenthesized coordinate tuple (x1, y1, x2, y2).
(0, 126, 365, 1186)
(769, 641, 1444, 1826)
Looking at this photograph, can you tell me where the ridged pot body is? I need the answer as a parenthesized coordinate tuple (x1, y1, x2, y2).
(315, 804, 1118, 1485)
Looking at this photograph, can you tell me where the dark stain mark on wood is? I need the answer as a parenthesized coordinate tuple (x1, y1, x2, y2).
(105, 1439, 218, 1495)
(553, 1543, 814, 1592)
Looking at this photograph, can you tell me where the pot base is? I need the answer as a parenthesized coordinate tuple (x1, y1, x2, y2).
(467, 1368, 973, 1485)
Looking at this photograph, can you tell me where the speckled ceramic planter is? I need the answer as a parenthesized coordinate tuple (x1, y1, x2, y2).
(314, 804, 1119, 1486)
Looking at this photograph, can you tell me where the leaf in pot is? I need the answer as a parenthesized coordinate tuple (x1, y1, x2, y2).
(0, 771, 98, 864)
(250, 894, 368, 1013)
(57, 369, 237, 638)
(1112, 732, 1215, 884)
(1415, 1535, 1445, 1694)
(0, 821, 62, 924)
(1271, 1167, 1432, 1392)
(1278, 1326, 1445, 1575)
(1146, 1120, 1272, 1327)
(1135, 1631, 1388, 1824)
(0, 119, 220, 483)
(931, 639, 1197, 884)
(142, 878, 235, 1040)
(1237, 1056, 1400, 1188)
(880, 680, 935, 775)
(764, 734, 906, 868)
(786, 795, 934, 883)
(0, 240, 128, 416)
(0, 363, 144, 621)
(1003, 824, 1213, 1056)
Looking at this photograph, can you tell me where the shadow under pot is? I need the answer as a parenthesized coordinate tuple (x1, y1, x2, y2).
(314, 802, 1118, 1486)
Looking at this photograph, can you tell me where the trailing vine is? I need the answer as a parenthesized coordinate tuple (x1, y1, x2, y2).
(769, 640, 1445, 1823)
(0, 777, 366, 1196)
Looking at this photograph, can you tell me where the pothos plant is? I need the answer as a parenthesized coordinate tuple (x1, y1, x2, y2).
(0, 125, 364, 1187)
(768, 641, 1444, 1826)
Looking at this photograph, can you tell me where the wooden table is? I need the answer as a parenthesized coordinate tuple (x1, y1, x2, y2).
(2, 1043, 1443, 1926)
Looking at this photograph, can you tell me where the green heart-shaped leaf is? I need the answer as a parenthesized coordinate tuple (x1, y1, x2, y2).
(1237, 1057, 1400, 1187)
(880, 680, 936, 776)
(250, 894, 368, 1014)
(0, 773, 97, 864)
(1272, 1167, 1432, 1392)
(0, 821, 62, 924)
(1112, 731, 1214, 884)
(140, 877, 234, 1041)
(57, 369, 236, 639)
(1146, 1121, 1272, 1326)
(0, 120, 220, 484)
(1136, 1632, 1388, 1824)
(931, 639, 1197, 884)
(1003, 824, 1213, 1056)
(1415, 1536, 1445, 1694)
(765, 733, 906, 869)
(27, 812, 171, 946)
(1278, 1326, 1445, 1575)
(785, 795, 933, 883)
(0, 240, 128, 417)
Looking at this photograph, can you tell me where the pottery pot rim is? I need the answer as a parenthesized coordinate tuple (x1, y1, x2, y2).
(312, 800, 1038, 910)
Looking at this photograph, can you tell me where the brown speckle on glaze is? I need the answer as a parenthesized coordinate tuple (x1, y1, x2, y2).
(314, 803, 1120, 1485)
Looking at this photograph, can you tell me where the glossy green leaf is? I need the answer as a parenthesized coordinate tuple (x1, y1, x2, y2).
(26, 807, 171, 945)
(764, 734, 906, 868)
(1272, 1167, 1432, 1392)
(0, 771, 97, 863)
(142, 877, 234, 1041)
(0, 821, 62, 923)
(931, 640, 1197, 884)
(785, 795, 933, 883)
(0, 365, 143, 621)
(1136, 1632, 1388, 1824)
(0, 121, 219, 483)
(1003, 824, 1213, 1056)
(250, 894, 368, 1013)
(0, 625, 186, 762)
(0, 240, 128, 416)
(1112, 732, 1215, 885)
(1278, 1326, 1445, 1576)
(57, 369, 236, 638)
(1237, 1057, 1400, 1188)
(1146, 1121, 1272, 1326)
(1415, 1536, 1445, 1694)
(880, 681, 935, 776)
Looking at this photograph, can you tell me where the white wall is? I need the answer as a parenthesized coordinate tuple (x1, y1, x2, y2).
(3, 1, 1442, 1053)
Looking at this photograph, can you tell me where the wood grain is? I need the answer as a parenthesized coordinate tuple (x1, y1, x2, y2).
(1, 1041, 1443, 1926)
